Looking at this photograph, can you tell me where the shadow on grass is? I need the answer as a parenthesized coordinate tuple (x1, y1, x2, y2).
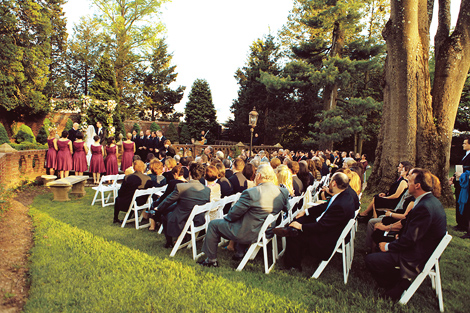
(26, 189, 470, 312)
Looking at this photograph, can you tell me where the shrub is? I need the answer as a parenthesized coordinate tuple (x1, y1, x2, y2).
(166, 122, 179, 143)
(179, 123, 191, 144)
(36, 126, 48, 144)
(65, 118, 73, 131)
(150, 122, 161, 133)
(132, 123, 141, 134)
(14, 124, 35, 143)
(10, 142, 47, 150)
(0, 123, 9, 145)
(43, 118, 51, 135)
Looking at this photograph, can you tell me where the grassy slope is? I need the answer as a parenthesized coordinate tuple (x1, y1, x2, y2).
(24, 190, 470, 312)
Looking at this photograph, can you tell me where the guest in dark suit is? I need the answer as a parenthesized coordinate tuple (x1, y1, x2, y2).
(131, 129, 138, 142)
(228, 158, 248, 194)
(274, 172, 356, 271)
(223, 159, 233, 179)
(449, 137, 470, 235)
(155, 130, 166, 154)
(155, 162, 210, 248)
(180, 157, 190, 179)
(94, 121, 107, 145)
(68, 123, 79, 142)
(199, 164, 289, 267)
(365, 168, 447, 300)
(113, 160, 153, 223)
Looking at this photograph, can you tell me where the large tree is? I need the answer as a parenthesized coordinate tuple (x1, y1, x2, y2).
(367, 0, 470, 205)
(66, 16, 105, 97)
(142, 39, 185, 121)
(183, 79, 218, 144)
(92, 0, 167, 107)
(89, 53, 118, 101)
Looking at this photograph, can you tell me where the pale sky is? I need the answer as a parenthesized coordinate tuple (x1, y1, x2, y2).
(63, 0, 461, 123)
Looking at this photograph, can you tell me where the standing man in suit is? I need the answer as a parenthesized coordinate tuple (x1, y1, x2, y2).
(94, 121, 107, 145)
(68, 123, 79, 142)
(274, 172, 356, 271)
(131, 129, 138, 142)
(228, 158, 248, 194)
(365, 168, 447, 300)
(136, 131, 145, 160)
(155, 130, 166, 155)
(449, 137, 470, 235)
(198, 164, 289, 267)
(155, 162, 210, 248)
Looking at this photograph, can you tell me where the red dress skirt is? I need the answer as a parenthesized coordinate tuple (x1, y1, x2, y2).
(73, 141, 88, 172)
(105, 145, 118, 175)
(89, 145, 105, 173)
(56, 140, 72, 171)
(46, 138, 57, 169)
(121, 141, 134, 171)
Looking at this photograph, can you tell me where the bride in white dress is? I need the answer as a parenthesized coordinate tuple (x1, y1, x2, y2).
(85, 125, 96, 166)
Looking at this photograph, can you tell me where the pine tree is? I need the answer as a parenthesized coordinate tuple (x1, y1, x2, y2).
(166, 122, 178, 143)
(150, 122, 161, 132)
(89, 54, 118, 101)
(184, 79, 218, 143)
(178, 122, 191, 144)
(143, 39, 185, 121)
(0, 123, 9, 145)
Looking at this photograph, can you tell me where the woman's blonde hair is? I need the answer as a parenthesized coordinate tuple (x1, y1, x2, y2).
(275, 164, 294, 196)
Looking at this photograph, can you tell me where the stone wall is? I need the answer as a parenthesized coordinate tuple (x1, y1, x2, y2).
(0, 150, 47, 189)
(123, 120, 179, 135)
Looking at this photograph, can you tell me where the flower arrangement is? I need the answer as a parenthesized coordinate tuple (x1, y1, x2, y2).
(108, 125, 116, 137)
(48, 124, 58, 136)
(79, 121, 88, 133)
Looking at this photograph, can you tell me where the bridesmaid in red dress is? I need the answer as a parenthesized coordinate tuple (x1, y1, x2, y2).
(121, 133, 135, 171)
(105, 136, 119, 175)
(46, 130, 58, 176)
(56, 130, 73, 178)
(89, 135, 105, 184)
(72, 131, 89, 176)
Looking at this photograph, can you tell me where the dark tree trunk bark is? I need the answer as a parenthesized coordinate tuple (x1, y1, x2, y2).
(367, 0, 470, 206)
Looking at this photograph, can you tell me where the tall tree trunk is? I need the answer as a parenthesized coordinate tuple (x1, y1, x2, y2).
(368, 0, 470, 206)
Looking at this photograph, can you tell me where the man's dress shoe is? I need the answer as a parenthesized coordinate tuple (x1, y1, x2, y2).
(273, 227, 299, 237)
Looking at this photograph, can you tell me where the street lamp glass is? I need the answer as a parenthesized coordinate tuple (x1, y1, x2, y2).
(248, 107, 258, 127)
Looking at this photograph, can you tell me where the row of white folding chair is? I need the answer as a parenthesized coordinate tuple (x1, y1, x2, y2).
(277, 195, 304, 259)
(121, 186, 167, 229)
(169, 202, 215, 260)
(91, 174, 118, 207)
(236, 211, 282, 274)
(113, 174, 126, 200)
(164, 193, 243, 255)
(311, 218, 356, 284)
(399, 233, 452, 312)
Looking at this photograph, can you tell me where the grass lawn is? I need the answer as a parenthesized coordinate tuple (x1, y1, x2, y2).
(23, 189, 470, 312)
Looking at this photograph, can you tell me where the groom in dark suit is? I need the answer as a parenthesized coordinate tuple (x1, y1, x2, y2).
(94, 121, 107, 145)
(198, 164, 289, 267)
(274, 172, 356, 271)
(365, 168, 447, 300)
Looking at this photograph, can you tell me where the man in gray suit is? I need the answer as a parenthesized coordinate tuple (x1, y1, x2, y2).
(198, 164, 290, 267)
(156, 162, 210, 248)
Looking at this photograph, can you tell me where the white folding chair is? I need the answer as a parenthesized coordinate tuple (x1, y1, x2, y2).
(311, 219, 356, 284)
(112, 174, 126, 200)
(216, 193, 242, 247)
(121, 188, 155, 229)
(276, 196, 304, 259)
(91, 174, 117, 207)
(302, 185, 315, 210)
(169, 202, 214, 260)
(399, 233, 452, 312)
(236, 212, 282, 274)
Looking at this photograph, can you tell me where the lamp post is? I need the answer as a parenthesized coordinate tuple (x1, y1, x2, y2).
(248, 107, 259, 159)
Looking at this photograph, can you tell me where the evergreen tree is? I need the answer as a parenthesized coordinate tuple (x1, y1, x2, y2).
(0, 0, 51, 118)
(89, 54, 118, 101)
(0, 123, 9, 145)
(183, 79, 218, 143)
(43, 0, 69, 98)
(143, 39, 185, 121)
(150, 122, 161, 132)
(66, 16, 105, 97)
(132, 123, 141, 134)
(36, 125, 49, 144)
(178, 122, 191, 144)
(166, 122, 178, 143)
(229, 35, 284, 145)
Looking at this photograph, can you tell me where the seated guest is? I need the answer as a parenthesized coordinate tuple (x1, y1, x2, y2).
(215, 151, 224, 160)
(229, 158, 248, 194)
(275, 165, 294, 198)
(163, 157, 177, 183)
(307, 159, 321, 181)
(154, 163, 209, 248)
(215, 163, 233, 199)
(242, 163, 256, 189)
(198, 164, 289, 267)
(259, 150, 269, 163)
(222, 159, 233, 179)
(180, 157, 190, 179)
(205, 165, 222, 220)
(359, 161, 412, 220)
(164, 140, 176, 158)
(113, 160, 152, 223)
(287, 161, 304, 196)
(298, 160, 313, 187)
(152, 164, 187, 208)
(147, 159, 167, 187)
(365, 168, 447, 300)
(337, 168, 362, 195)
(274, 172, 357, 271)
(270, 157, 281, 170)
